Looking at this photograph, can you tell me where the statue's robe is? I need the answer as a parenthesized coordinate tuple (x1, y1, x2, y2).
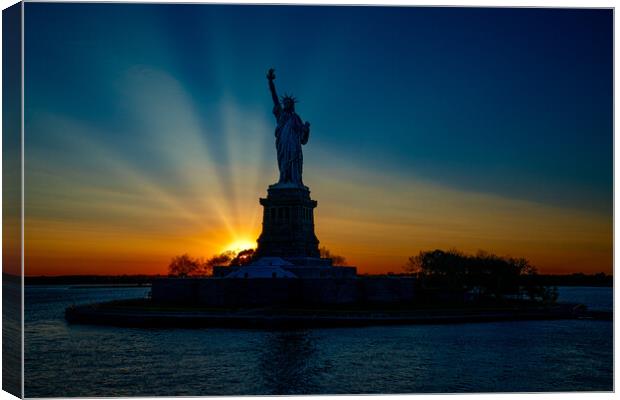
(273, 104, 309, 185)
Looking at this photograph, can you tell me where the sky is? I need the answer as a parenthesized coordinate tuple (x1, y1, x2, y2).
(22, 4, 612, 276)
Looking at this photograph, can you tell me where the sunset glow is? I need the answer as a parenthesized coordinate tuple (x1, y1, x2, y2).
(224, 240, 257, 254)
(22, 5, 612, 276)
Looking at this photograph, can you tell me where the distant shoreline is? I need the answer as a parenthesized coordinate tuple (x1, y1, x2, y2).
(68, 284, 152, 289)
(13, 272, 613, 287)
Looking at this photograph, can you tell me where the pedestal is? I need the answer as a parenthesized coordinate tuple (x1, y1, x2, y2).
(254, 183, 322, 262)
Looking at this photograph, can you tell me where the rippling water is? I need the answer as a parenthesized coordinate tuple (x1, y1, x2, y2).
(24, 285, 612, 397)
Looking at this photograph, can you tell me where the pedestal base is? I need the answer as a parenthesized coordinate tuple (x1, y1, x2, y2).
(254, 184, 321, 260)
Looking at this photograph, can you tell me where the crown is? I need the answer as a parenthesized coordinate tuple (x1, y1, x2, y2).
(280, 93, 298, 104)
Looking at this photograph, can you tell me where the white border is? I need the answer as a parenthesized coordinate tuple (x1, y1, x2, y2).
(0, 1, 615, 400)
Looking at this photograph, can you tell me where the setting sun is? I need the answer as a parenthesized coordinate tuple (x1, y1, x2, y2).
(223, 239, 256, 254)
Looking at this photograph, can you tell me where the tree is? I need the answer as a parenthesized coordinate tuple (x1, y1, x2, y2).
(319, 246, 347, 265)
(229, 248, 255, 267)
(404, 248, 553, 302)
(201, 251, 236, 275)
(168, 249, 254, 277)
(168, 254, 201, 277)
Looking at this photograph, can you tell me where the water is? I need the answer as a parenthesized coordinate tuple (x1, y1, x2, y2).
(24, 285, 612, 397)
(3, 277, 22, 397)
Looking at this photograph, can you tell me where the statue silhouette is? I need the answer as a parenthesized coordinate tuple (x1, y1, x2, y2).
(267, 68, 310, 186)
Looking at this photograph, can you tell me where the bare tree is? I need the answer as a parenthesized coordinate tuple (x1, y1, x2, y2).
(229, 248, 255, 267)
(319, 246, 347, 265)
(168, 249, 249, 277)
(168, 254, 201, 277)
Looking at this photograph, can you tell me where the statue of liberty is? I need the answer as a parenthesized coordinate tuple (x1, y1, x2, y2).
(267, 68, 311, 187)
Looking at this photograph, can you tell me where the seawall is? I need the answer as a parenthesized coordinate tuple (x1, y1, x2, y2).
(151, 276, 416, 306)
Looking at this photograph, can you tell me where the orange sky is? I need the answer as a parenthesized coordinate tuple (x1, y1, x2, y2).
(19, 81, 612, 278)
(23, 136, 612, 276)
(18, 6, 612, 277)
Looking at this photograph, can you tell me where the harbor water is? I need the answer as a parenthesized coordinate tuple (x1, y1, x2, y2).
(24, 285, 612, 396)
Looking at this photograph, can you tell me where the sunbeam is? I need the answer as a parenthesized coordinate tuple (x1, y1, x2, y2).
(23, 5, 612, 276)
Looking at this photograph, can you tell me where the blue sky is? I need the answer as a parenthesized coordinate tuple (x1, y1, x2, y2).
(23, 4, 613, 275)
(26, 5, 612, 212)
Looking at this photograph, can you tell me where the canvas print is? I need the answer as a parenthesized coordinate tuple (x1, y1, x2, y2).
(2, 2, 613, 397)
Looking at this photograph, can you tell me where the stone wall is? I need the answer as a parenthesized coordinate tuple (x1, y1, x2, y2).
(151, 276, 416, 306)
(357, 277, 416, 303)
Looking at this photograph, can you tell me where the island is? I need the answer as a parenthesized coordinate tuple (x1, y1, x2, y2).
(64, 69, 610, 329)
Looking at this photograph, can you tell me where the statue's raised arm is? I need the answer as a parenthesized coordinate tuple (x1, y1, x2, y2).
(266, 68, 309, 186)
(267, 68, 280, 109)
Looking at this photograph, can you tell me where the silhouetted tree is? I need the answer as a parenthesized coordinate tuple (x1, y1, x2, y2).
(168, 254, 202, 277)
(319, 246, 347, 265)
(201, 251, 236, 275)
(230, 248, 255, 267)
(405, 248, 553, 302)
(168, 248, 260, 276)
